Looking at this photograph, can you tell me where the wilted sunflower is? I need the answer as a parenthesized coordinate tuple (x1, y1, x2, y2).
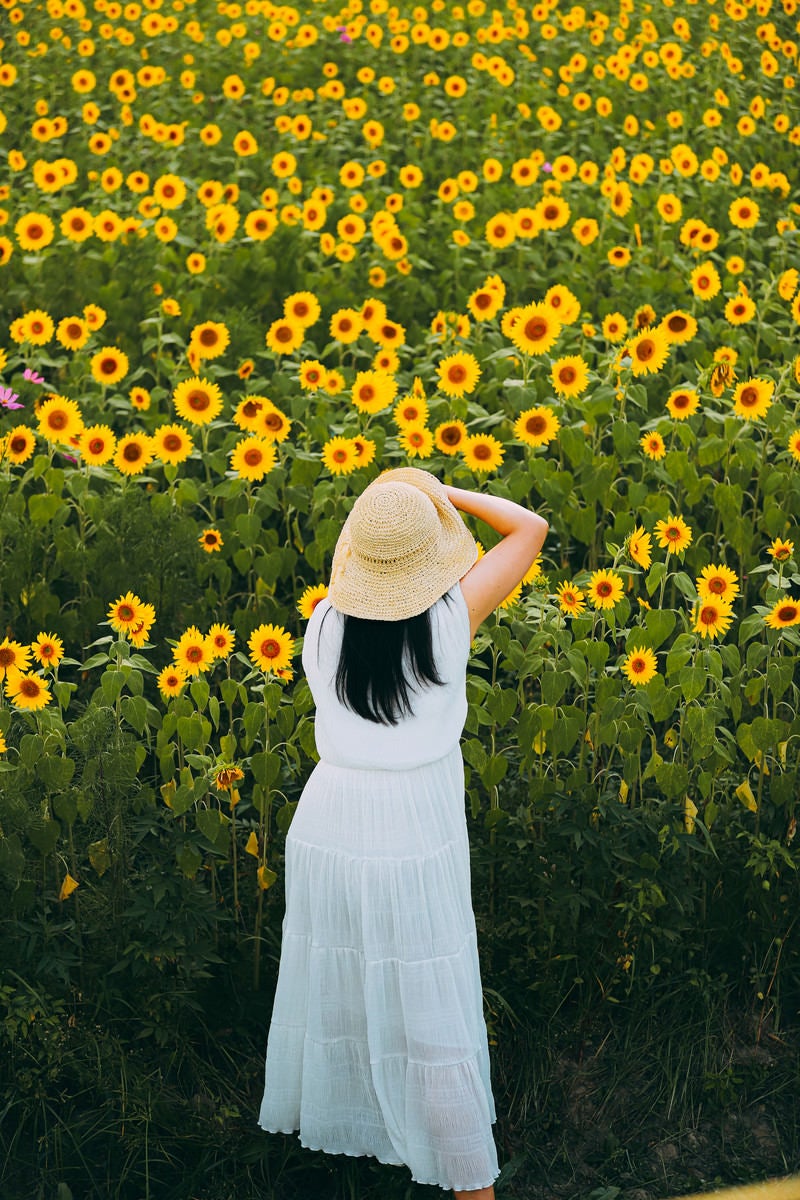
(654, 515, 692, 554)
(462, 433, 504, 473)
(621, 646, 658, 686)
(298, 584, 329, 619)
(732, 377, 773, 421)
(437, 351, 481, 398)
(248, 623, 294, 673)
(514, 406, 560, 447)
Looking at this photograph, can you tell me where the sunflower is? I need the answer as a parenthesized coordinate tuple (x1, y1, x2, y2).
(15, 212, 55, 252)
(79, 424, 117, 466)
(551, 355, 589, 398)
(157, 663, 187, 699)
(654, 515, 693, 554)
(4, 426, 37, 465)
(462, 433, 504, 473)
(467, 283, 504, 322)
(208, 623, 235, 658)
(732, 377, 773, 421)
(284, 291, 321, 327)
(588, 569, 624, 610)
(399, 425, 434, 459)
(660, 310, 697, 344)
(666, 388, 700, 420)
(690, 261, 722, 301)
(189, 320, 230, 360)
(61, 206, 94, 242)
(725, 295, 756, 325)
(728, 197, 760, 229)
(0, 638, 32, 682)
(627, 527, 652, 569)
(329, 308, 363, 344)
(321, 436, 357, 475)
(514, 406, 560, 447)
(437, 351, 481, 398)
(351, 369, 397, 415)
(434, 420, 468, 455)
(602, 312, 628, 343)
(536, 195, 571, 230)
(298, 583, 329, 618)
(510, 302, 561, 356)
(640, 431, 666, 460)
(544, 285, 581, 325)
(626, 327, 670, 376)
(265, 316, 304, 355)
(485, 211, 516, 248)
(199, 528, 224, 553)
(621, 646, 658, 686)
(172, 377, 224, 425)
(764, 599, 800, 630)
(37, 395, 84, 444)
(107, 591, 144, 636)
(394, 396, 429, 428)
(248, 623, 294, 673)
(768, 537, 794, 562)
(298, 360, 326, 391)
(56, 316, 91, 351)
(5, 672, 52, 711)
(230, 436, 277, 481)
(556, 581, 586, 617)
(154, 423, 194, 465)
(696, 564, 739, 602)
(114, 433, 155, 476)
(693, 598, 734, 640)
(90, 346, 129, 387)
(174, 626, 214, 676)
(31, 632, 64, 669)
(129, 602, 156, 648)
(256, 404, 291, 443)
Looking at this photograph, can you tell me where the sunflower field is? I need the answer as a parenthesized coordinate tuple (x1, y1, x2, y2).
(1, 0, 800, 1194)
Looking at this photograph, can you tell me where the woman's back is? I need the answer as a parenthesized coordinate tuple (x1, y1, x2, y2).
(303, 584, 471, 771)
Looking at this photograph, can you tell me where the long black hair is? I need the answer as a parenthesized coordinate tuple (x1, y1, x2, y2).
(320, 594, 452, 725)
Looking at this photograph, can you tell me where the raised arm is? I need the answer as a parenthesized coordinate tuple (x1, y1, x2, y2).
(444, 485, 549, 638)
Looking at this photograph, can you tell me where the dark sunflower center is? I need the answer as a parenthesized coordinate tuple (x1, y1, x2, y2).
(260, 639, 280, 658)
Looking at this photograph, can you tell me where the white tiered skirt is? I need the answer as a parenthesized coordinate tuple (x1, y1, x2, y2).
(258, 745, 499, 1193)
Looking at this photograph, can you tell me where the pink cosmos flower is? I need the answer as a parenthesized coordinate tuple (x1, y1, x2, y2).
(23, 368, 46, 384)
(0, 386, 22, 409)
(336, 25, 352, 41)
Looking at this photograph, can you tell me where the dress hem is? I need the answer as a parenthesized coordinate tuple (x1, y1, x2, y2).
(256, 1123, 500, 1191)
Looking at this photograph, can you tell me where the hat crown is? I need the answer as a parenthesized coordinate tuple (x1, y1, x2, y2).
(349, 482, 439, 565)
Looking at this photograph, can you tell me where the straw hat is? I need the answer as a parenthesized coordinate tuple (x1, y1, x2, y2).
(328, 467, 478, 620)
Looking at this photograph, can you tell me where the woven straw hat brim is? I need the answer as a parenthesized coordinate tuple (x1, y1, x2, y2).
(328, 474, 477, 621)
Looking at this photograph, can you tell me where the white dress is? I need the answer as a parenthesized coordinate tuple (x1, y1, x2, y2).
(258, 584, 499, 1192)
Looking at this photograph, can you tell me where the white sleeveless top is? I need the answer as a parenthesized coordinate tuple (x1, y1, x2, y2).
(302, 584, 470, 771)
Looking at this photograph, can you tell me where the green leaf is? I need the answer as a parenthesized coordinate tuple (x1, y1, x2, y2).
(481, 755, 508, 789)
(655, 760, 689, 799)
(645, 608, 676, 649)
(750, 716, 788, 752)
(196, 807, 230, 850)
(250, 750, 281, 788)
(121, 694, 148, 734)
(88, 838, 111, 876)
(37, 756, 76, 791)
(176, 842, 202, 878)
(646, 561, 667, 596)
(276, 801, 298, 835)
(28, 819, 61, 855)
(679, 666, 706, 702)
(28, 493, 63, 525)
(190, 678, 210, 710)
(177, 715, 207, 751)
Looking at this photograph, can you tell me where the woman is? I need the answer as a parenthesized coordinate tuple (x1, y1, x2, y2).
(259, 467, 548, 1199)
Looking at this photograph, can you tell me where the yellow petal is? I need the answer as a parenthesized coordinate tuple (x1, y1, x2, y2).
(245, 831, 259, 858)
(736, 780, 757, 812)
(618, 780, 629, 804)
(161, 780, 175, 809)
(258, 865, 277, 890)
(533, 731, 546, 754)
(684, 796, 698, 834)
(59, 873, 79, 900)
